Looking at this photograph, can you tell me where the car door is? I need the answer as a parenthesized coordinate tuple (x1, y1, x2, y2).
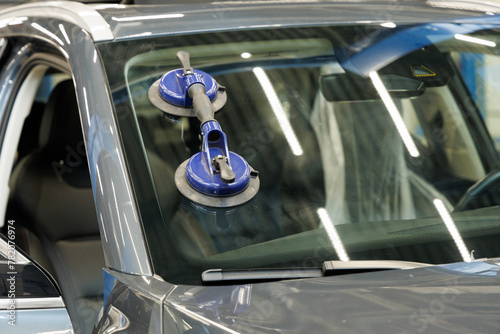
(0, 234, 73, 333)
(0, 38, 80, 333)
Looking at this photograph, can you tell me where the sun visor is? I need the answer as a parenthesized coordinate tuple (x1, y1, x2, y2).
(335, 22, 495, 77)
(321, 45, 455, 102)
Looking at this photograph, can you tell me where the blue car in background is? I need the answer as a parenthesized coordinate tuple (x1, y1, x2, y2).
(0, 0, 500, 333)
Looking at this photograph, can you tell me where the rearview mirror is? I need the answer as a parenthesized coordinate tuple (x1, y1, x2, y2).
(320, 73, 425, 102)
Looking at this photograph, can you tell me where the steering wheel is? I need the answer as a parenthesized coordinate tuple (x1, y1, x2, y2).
(454, 169, 500, 212)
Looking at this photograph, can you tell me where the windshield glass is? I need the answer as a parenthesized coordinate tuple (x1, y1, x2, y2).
(98, 23, 500, 285)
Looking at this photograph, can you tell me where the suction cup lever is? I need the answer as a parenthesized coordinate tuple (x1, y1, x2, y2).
(177, 51, 194, 75)
(213, 155, 236, 183)
(148, 50, 227, 117)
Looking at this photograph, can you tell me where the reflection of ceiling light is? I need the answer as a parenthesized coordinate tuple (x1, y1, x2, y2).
(427, 0, 498, 13)
(241, 52, 252, 59)
(454, 34, 496, 47)
(213, 0, 321, 4)
(31, 22, 65, 47)
(0, 16, 28, 28)
(381, 22, 396, 28)
(8, 16, 28, 26)
(317, 208, 349, 262)
(253, 67, 303, 156)
(111, 14, 184, 22)
(369, 71, 420, 158)
(171, 304, 242, 334)
(124, 32, 153, 39)
(59, 24, 71, 45)
(93, 4, 127, 9)
(433, 199, 471, 262)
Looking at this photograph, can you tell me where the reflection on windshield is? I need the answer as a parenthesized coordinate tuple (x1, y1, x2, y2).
(369, 71, 420, 158)
(253, 67, 303, 156)
(99, 23, 500, 284)
(317, 208, 349, 261)
(433, 199, 472, 262)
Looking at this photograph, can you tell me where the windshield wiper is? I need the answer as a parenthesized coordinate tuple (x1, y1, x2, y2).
(202, 260, 430, 284)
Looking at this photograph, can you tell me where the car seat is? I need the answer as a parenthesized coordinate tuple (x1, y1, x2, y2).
(310, 68, 453, 225)
(9, 80, 104, 334)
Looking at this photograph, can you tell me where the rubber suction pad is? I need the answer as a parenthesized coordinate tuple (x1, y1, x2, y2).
(175, 158, 260, 208)
(148, 69, 227, 118)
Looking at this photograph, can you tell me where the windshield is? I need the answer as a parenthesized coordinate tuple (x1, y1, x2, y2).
(98, 24, 500, 285)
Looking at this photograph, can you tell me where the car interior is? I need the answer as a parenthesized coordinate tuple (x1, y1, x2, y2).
(4, 69, 104, 334)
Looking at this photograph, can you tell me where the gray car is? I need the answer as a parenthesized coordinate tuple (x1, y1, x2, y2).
(1, 0, 500, 333)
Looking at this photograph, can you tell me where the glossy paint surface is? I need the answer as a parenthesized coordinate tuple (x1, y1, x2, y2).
(164, 261, 500, 333)
(96, 1, 499, 41)
(1, 1, 500, 333)
(0, 308, 73, 333)
(0, 237, 72, 333)
(99, 260, 500, 333)
(0, 1, 113, 41)
(99, 268, 171, 333)
(0, 4, 152, 276)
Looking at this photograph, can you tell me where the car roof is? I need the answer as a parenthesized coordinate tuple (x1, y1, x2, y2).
(93, 0, 500, 41)
(1, 0, 500, 42)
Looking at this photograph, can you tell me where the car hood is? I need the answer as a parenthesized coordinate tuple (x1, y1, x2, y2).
(164, 260, 500, 333)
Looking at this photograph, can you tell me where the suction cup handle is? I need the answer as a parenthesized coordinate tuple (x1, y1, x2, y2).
(177, 51, 194, 75)
(189, 84, 215, 124)
(213, 155, 236, 183)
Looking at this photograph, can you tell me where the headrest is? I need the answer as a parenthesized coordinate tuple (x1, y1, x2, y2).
(39, 80, 90, 188)
(11, 80, 99, 240)
(39, 80, 83, 152)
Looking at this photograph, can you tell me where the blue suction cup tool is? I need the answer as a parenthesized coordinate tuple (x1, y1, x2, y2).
(149, 51, 259, 208)
(148, 51, 227, 118)
(175, 120, 260, 208)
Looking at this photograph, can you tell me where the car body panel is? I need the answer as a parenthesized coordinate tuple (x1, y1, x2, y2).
(0, 309, 73, 333)
(0, 1, 499, 333)
(98, 259, 500, 333)
(0, 5, 152, 276)
(0, 237, 74, 333)
(95, 1, 500, 41)
(99, 269, 169, 333)
(162, 260, 500, 333)
(0, 1, 113, 42)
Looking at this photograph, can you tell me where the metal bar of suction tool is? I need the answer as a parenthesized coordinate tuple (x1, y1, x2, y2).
(189, 83, 215, 124)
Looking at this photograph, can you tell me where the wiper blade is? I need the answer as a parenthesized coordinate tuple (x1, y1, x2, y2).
(202, 260, 430, 284)
(202, 268, 322, 284)
(321, 260, 429, 271)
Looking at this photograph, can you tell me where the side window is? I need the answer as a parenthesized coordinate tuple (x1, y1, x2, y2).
(0, 62, 104, 333)
(452, 52, 500, 155)
(0, 64, 74, 333)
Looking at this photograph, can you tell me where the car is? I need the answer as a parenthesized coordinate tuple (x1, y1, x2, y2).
(1, 0, 500, 333)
